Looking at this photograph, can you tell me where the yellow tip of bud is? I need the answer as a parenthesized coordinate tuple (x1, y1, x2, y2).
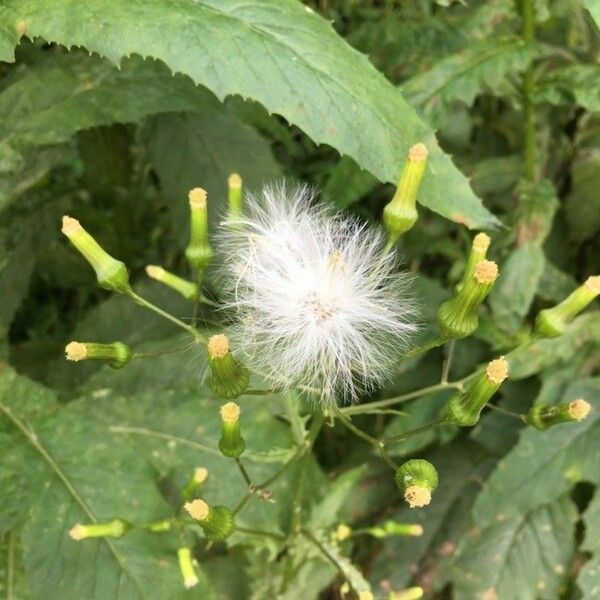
(65, 342, 87, 361)
(474, 260, 499, 284)
(220, 401, 240, 423)
(184, 499, 209, 521)
(473, 233, 491, 253)
(404, 485, 431, 508)
(568, 399, 591, 421)
(408, 524, 424, 536)
(228, 173, 242, 188)
(408, 143, 428, 161)
(358, 592, 374, 600)
(188, 188, 207, 209)
(68, 524, 86, 541)
(61, 215, 83, 237)
(208, 334, 230, 359)
(193, 467, 208, 484)
(584, 276, 600, 295)
(145, 265, 165, 281)
(486, 357, 508, 384)
(183, 575, 199, 589)
(335, 524, 352, 541)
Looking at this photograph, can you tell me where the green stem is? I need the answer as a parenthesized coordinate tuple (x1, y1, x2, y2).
(235, 458, 253, 488)
(441, 339, 456, 383)
(487, 403, 527, 422)
(133, 342, 194, 359)
(400, 336, 445, 361)
(522, 0, 536, 181)
(385, 420, 444, 445)
(6, 531, 14, 600)
(128, 291, 204, 341)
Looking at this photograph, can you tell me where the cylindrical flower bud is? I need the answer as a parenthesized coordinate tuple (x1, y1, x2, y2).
(207, 334, 249, 399)
(363, 521, 423, 538)
(534, 276, 600, 338)
(228, 173, 243, 222)
(437, 260, 499, 339)
(183, 499, 235, 541)
(61, 216, 131, 294)
(68, 519, 130, 541)
(389, 587, 424, 600)
(383, 143, 428, 243)
(526, 399, 591, 431)
(145, 265, 198, 301)
(185, 188, 214, 275)
(65, 341, 133, 369)
(457, 233, 491, 292)
(443, 357, 508, 426)
(181, 467, 209, 500)
(395, 459, 438, 508)
(177, 547, 199, 589)
(218, 402, 246, 458)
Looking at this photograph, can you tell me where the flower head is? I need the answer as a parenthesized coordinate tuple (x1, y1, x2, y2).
(219, 184, 417, 404)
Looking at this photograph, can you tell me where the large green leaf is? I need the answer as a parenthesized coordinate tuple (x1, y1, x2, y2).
(583, 0, 600, 29)
(472, 378, 600, 525)
(0, 0, 498, 228)
(578, 491, 600, 598)
(453, 496, 576, 600)
(534, 64, 600, 112)
(401, 36, 537, 126)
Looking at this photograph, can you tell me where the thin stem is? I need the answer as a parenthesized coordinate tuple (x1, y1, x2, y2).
(235, 458, 253, 488)
(133, 343, 194, 359)
(235, 526, 285, 541)
(242, 388, 282, 396)
(385, 420, 444, 445)
(128, 291, 204, 342)
(487, 403, 526, 422)
(441, 340, 456, 384)
(400, 336, 445, 361)
(342, 380, 464, 416)
(522, 0, 536, 181)
(6, 531, 14, 600)
(300, 529, 346, 576)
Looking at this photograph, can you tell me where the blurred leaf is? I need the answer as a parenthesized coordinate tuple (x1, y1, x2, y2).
(472, 378, 600, 524)
(537, 259, 577, 303)
(453, 495, 576, 600)
(143, 112, 280, 242)
(583, 0, 600, 29)
(469, 155, 521, 197)
(578, 490, 600, 597)
(565, 148, 600, 242)
(401, 36, 537, 126)
(534, 64, 600, 112)
(0, 0, 499, 227)
(322, 156, 378, 209)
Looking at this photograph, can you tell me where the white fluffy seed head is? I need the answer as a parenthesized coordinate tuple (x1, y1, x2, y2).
(218, 183, 418, 405)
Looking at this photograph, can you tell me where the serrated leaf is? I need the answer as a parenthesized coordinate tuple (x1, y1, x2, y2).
(472, 378, 600, 525)
(401, 36, 537, 126)
(0, 0, 498, 228)
(143, 112, 281, 243)
(453, 496, 576, 600)
(565, 148, 600, 241)
(534, 64, 600, 112)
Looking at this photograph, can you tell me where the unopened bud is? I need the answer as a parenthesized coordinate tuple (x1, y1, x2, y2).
(218, 402, 245, 458)
(207, 334, 249, 400)
(65, 341, 133, 369)
(457, 233, 491, 291)
(527, 399, 591, 431)
(331, 523, 352, 542)
(177, 547, 199, 589)
(363, 521, 423, 538)
(438, 260, 499, 338)
(389, 587, 424, 600)
(228, 173, 243, 223)
(535, 276, 600, 338)
(145, 265, 198, 301)
(69, 519, 130, 541)
(183, 499, 235, 541)
(443, 358, 508, 426)
(383, 143, 428, 243)
(182, 467, 209, 500)
(395, 459, 438, 508)
(185, 188, 213, 275)
(61, 216, 131, 293)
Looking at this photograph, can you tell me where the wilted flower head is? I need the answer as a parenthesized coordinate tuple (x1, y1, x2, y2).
(219, 184, 417, 404)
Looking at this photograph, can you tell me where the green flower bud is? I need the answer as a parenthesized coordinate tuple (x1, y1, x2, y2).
(228, 173, 243, 223)
(389, 587, 424, 600)
(535, 276, 600, 338)
(61, 216, 131, 294)
(181, 467, 209, 501)
(383, 143, 428, 243)
(443, 358, 508, 426)
(331, 523, 352, 543)
(185, 188, 214, 275)
(177, 547, 199, 589)
(457, 233, 491, 292)
(526, 398, 591, 431)
(183, 499, 235, 541)
(68, 518, 131, 541)
(361, 521, 423, 538)
(207, 334, 249, 399)
(65, 341, 133, 369)
(145, 265, 198, 301)
(218, 402, 246, 458)
(395, 459, 438, 508)
(437, 260, 499, 339)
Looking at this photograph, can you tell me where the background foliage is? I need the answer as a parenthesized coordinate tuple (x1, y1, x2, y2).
(0, 0, 599, 598)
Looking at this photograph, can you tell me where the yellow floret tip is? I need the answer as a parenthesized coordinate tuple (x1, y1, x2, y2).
(208, 334, 230, 359)
(474, 260, 499, 284)
(404, 485, 431, 508)
(65, 341, 87, 361)
(486, 357, 508, 384)
(188, 187, 207, 209)
(568, 399, 591, 421)
(220, 401, 240, 423)
(184, 499, 209, 521)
